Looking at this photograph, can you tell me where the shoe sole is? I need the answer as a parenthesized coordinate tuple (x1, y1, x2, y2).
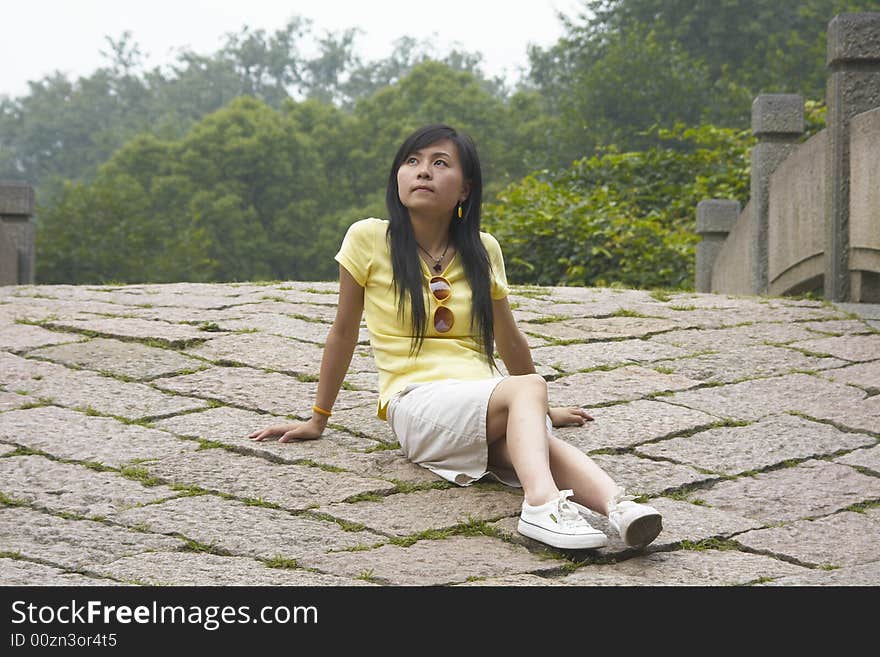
(622, 512, 662, 548)
(517, 519, 608, 549)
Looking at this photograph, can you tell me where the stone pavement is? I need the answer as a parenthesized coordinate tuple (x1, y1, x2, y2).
(0, 281, 878, 586)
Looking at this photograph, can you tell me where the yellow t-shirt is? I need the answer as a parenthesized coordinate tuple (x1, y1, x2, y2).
(334, 217, 510, 420)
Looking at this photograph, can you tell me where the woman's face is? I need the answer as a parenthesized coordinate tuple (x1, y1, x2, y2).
(397, 139, 469, 220)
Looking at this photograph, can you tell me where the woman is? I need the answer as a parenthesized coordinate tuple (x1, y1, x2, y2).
(249, 124, 662, 550)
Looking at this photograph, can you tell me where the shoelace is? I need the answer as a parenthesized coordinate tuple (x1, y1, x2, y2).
(557, 490, 588, 528)
(608, 488, 636, 518)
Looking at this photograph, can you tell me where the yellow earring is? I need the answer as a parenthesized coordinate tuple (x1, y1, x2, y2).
(457, 202, 463, 219)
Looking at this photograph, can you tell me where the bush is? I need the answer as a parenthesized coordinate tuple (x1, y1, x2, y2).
(483, 123, 753, 290)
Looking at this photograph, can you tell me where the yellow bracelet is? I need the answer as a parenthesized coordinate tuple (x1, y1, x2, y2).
(312, 405, 332, 418)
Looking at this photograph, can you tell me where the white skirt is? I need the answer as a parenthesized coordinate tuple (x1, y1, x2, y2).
(387, 377, 551, 488)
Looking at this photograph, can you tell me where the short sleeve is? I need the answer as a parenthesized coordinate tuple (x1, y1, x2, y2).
(482, 232, 510, 300)
(334, 219, 375, 287)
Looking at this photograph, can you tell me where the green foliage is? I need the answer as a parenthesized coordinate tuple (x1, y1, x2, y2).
(525, 0, 870, 158)
(37, 97, 317, 283)
(34, 63, 519, 284)
(580, 0, 878, 98)
(483, 123, 752, 289)
(11, 2, 853, 290)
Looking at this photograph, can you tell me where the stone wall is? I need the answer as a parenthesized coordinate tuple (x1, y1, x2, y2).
(767, 130, 827, 297)
(0, 182, 35, 286)
(848, 107, 880, 302)
(698, 12, 880, 302)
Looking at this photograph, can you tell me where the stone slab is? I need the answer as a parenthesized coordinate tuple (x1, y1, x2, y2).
(636, 414, 875, 475)
(140, 448, 395, 511)
(836, 444, 880, 474)
(819, 394, 880, 434)
(214, 313, 337, 344)
(819, 360, 880, 393)
(28, 337, 209, 381)
(649, 323, 823, 352)
(0, 297, 139, 320)
(317, 487, 522, 537)
(0, 443, 15, 456)
(790, 334, 880, 362)
(588, 453, 710, 496)
(664, 373, 867, 422)
(184, 332, 374, 374)
(343, 370, 380, 392)
(0, 455, 177, 517)
(540, 285, 656, 306)
(328, 402, 397, 443)
(34, 283, 243, 308)
(299, 535, 562, 585)
(547, 366, 700, 406)
(152, 405, 428, 482)
(653, 345, 848, 384)
(0, 558, 120, 586)
(636, 497, 765, 546)
(687, 459, 880, 523)
(744, 304, 847, 323)
(625, 307, 736, 329)
(112, 494, 381, 558)
(0, 352, 209, 420)
(151, 367, 372, 416)
(153, 405, 378, 451)
(284, 302, 342, 323)
(759, 560, 880, 586)
(636, 303, 843, 328)
(0, 507, 184, 568)
(0, 406, 200, 467)
(736, 508, 880, 568)
(553, 400, 722, 451)
(803, 319, 877, 335)
(0, 390, 38, 410)
(558, 549, 811, 586)
(835, 302, 880, 321)
(521, 316, 680, 341)
(117, 305, 250, 324)
(41, 316, 218, 346)
(94, 551, 366, 586)
(532, 340, 688, 373)
(455, 573, 570, 586)
(0, 323, 88, 352)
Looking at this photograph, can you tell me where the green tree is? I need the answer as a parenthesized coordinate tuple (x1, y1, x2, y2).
(525, 0, 875, 160)
(36, 97, 325, 283)
(349, 61, 517, 198)
(581, 0, 879, 96)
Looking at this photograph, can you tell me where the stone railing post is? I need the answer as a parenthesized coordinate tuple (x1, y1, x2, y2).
(750, 94, 804, 295)
(825, 12, 880, 301)
(0, 182, 36, 285)
(696, 199, 740, 293)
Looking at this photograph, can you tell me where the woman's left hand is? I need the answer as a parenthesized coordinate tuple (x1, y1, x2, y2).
(549, 406, 594, 427)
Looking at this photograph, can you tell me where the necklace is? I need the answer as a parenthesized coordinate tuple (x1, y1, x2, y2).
(416, 241, 450, 273)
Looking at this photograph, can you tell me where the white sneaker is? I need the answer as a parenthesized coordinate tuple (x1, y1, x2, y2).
(518, 490, 608, 549)
(607, 490, 662, 548)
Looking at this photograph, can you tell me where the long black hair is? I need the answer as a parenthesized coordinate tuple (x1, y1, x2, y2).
(385, 124, 496, 370)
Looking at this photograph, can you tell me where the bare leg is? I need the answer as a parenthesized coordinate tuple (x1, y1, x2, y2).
(487, 375, 619, 514)
(485, 374, 559, 506)
(546, 434, 619, 514)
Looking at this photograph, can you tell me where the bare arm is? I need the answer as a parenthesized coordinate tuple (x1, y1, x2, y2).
(493, 296, 536, 376)
(492, 296, 592, 426)
(249, 265, 365, 442)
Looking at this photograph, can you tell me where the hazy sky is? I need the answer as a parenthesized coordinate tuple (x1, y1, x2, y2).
(1, 0, 585, 97)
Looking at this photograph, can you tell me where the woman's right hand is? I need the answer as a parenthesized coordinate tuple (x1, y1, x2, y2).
(247, 418, 325, 443)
